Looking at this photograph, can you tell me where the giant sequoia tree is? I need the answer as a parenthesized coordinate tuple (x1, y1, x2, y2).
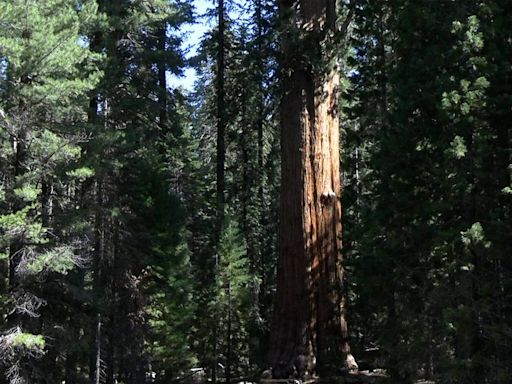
(268, 0, 357, 379)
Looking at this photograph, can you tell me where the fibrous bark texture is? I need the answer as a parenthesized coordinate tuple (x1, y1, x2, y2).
(269, 0, 357, 379)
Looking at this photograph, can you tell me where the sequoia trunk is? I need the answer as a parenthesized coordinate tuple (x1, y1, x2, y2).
(268, 0, 357, 379)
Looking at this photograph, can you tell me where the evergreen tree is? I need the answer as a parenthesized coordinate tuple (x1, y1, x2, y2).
(213, 217, 256, 383)
(189, 1, 280, 379)
(268, 0, 357, 379)
(0, 1, 102, 382)
(344, 1, 512, 382)
(79, 0, 194, 382)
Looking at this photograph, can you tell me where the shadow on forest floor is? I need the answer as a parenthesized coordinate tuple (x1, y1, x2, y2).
(260, 370, 388, 384)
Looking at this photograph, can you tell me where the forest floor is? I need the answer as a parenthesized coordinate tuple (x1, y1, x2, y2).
(260, 371, 388, 384)
(260, 374, 438, 384)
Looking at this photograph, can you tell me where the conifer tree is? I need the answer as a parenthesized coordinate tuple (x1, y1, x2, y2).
(190, 1, 281, 378)
(344, 1, 512, 382)
(0, 1, 101, 382)
(268, 0, 357, 379)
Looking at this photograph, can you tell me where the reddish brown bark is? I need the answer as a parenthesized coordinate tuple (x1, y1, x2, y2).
(268, 0, 357, 379)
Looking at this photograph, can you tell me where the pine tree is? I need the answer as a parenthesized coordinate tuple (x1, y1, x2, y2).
(0, 1, 102, 382)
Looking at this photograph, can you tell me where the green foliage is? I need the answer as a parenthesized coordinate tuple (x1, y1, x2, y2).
(215, 219, 252, 310)
(0, 0, 102, 381)
(448, 135, 467, 159)
(65, 166, 95, 180)
(344, 1, 512, 382)
(0, 205, 47, 245)
(189, 0, 280, 375)
(11, 333, 45, 351)
(0, 0, 103, 114)
(212, 217, 258, 377)
(146, 224, 198, 379)
(23, 247, 77, 275)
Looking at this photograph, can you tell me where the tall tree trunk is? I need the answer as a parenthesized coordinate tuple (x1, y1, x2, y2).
(255, 0, 266, 297)
(88, 92, 108, 384)
(8, 126, 28, 300)
(158, 25, 168, 134)
(226, 280, 232, 384)
(87, 21, 104, 380)
(268, 0, 357, 379)
(90, 177, 104, 384)
(216, 0, 226, 231)
(94, 315, 102, 384)
(213, 2, 226, 383)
